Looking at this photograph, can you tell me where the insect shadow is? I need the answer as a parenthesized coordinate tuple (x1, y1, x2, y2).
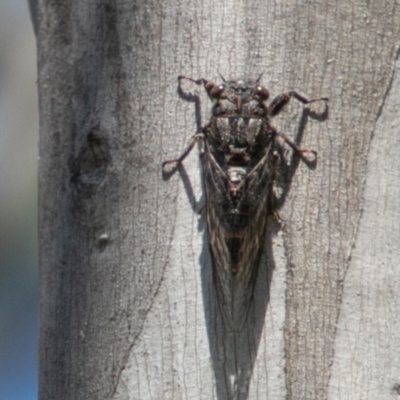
(162, 77, 328, 400)
(274, 104, 328, 210)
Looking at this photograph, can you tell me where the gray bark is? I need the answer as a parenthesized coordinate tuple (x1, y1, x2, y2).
(37, 0, 400, 399)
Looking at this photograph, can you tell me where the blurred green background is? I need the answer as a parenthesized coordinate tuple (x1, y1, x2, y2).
(0, 1, 38, 399)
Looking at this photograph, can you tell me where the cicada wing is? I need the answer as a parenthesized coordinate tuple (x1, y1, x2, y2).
(202, 142, 275, 331)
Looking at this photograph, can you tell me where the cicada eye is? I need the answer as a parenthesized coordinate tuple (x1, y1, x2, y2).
(255, 86, 269, 100)
(204, 81, 224, 99)
(209, 84, 225, 98)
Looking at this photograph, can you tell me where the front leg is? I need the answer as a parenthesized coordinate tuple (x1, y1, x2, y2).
(269, 91, 328, 117)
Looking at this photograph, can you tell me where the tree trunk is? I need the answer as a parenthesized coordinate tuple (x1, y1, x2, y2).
(36, 0, 400, 399)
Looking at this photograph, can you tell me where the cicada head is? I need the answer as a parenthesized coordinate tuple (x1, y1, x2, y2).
(201, 77, 270, 116)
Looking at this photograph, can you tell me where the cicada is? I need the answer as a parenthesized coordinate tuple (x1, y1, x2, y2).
(163, 75, 328, 331)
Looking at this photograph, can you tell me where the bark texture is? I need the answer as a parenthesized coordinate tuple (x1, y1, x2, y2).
(37, 0, 400, 399)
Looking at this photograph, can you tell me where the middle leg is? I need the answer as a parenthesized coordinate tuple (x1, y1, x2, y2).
(269, 124, 317, 162)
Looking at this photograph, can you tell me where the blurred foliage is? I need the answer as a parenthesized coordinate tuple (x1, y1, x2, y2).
(0, 1, 38, 399)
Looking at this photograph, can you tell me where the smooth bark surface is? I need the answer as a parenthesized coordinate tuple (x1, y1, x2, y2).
(37, 0, 400, 399)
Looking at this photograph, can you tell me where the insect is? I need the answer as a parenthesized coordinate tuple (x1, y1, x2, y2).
(163, 75, 328, 331)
